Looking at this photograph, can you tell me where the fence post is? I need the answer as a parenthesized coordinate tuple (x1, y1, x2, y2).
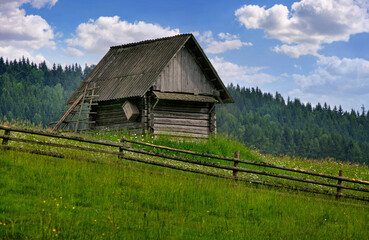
(2, 129, 10, 146)
(336, 170, 343, 199)
(233, 151, 239, 178)
(119, 137, 124, 160)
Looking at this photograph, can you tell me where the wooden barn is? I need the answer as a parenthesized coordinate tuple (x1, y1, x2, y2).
(65, 34, 233, 138)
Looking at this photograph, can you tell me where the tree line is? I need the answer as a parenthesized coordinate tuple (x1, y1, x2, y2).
(1, 58, 368, 164)
(0, 57, 94, 126)
(216, 84, 369, 164)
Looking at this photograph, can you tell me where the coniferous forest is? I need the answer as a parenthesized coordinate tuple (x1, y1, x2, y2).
(217, 85, 369, 164)
(0, 58, 368, 164)
(0, 57, 93, 126)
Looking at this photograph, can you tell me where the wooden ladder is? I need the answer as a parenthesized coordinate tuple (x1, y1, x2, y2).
(51, 83, 98, 132)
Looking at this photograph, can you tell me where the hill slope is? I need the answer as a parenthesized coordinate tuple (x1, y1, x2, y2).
(0, 130, 368, 239)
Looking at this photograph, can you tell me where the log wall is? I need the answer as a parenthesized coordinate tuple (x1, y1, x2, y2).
(152, 100, 213, 138)
(91, 99, 143, 131)
(89, 95, 217, 138)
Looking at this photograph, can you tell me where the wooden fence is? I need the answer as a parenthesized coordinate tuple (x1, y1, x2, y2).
(1, 125, 369, 202)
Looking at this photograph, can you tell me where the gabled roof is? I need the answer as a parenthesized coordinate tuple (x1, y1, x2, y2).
(66, 34, 233, 104)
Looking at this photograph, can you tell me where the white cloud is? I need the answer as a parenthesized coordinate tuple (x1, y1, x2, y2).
(235, 0, 369, 58)
(66, 16, 180, 55)
(0, 45, 49, 65)
(0, 0, 57, 61)
(196, 31, 252, 54)
(289, 55, 369, 110)
(64, 47, 84, 57)
(293, 55, 369, 95)
(210, 56, 277, 85)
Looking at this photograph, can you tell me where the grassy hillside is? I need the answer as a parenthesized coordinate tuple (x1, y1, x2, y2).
(0, 129, 369, 239)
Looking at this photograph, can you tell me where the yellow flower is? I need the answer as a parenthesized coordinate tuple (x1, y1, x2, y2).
(53, 229, 56, 232)
(56, 204, 59, 207)
(72, 207, 75, 210)
(43, 200, 46, 203)
(60, 197, 62, 199)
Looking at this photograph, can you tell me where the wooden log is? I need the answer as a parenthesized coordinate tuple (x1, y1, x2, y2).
(0, 135, 130, 153)
(153, 130, 208, 139)
(1, 141, 368, 202)
(119, 144, 369, 193)
(154, 105, 209, 114)
(153, 111, 209, 120)
(153, 118, 209, 127)
(0, 145, 105, 164)
(117, 153, 369, 202)
(95, 117, 127, 125)
(94, 124, 142, 131)
(53, 94, 83, 132)
(153, 124, 209, 135)
(0, 126, 128, 148)
(119, 137, 124, 160)
(156, 100, 210, 108)
(120, 136, 369, 186)
(75, 84, 89, 132)
(2, 129, 10, 145)
(337, 170, 343, 199)
(233, 151, 239, 178)
(96, 110, 126, 117)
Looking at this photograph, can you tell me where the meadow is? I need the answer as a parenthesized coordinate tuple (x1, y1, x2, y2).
(0, 127, 369, 239)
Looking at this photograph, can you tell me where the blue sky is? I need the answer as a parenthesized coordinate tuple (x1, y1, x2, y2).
(1, 0, 369, 111)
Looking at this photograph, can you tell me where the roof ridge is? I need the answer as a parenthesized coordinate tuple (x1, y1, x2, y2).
(110, 33, 192, 49)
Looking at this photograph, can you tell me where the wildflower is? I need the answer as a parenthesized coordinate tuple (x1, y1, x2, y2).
(72, 206, 75, 210)
(53, 229, 56, 232)
(56, 204, 59, 207)
(60, 197, 62, 199)
(43, 200, 46, 203)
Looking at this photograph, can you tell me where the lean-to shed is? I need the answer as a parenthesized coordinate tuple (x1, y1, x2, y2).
(66, 34, 234, 138)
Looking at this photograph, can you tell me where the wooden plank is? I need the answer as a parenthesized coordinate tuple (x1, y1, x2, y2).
(2, 143, 368, 202)
(53, 94, 83, 132)
(153, 117, 209, 127)
(119, 135, 369, 186)
(155, 47, 216, 95)
(153, 130, 208, 139)
(95, 122, 142, 130)
(96, 102, 126, 110)
(95, 113, 126, 119)
(154, 106, 209, 114)
(154, 111, 209, 120)
(0, 125, 128, 148)
(118, 144, 369, 194)
(153, 124, 209, 135)
(156, 100, 209, 108)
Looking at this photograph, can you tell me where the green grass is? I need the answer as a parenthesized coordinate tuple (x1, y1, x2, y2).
(0, 128, 369, 239)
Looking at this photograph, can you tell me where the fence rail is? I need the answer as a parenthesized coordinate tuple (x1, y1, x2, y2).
(1, 125, 369, 202)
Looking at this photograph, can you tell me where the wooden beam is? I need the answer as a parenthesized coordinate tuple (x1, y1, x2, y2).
(52, 94, 83, 132)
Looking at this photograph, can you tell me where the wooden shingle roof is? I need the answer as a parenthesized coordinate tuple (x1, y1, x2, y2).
(66, 34, 233, 104)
